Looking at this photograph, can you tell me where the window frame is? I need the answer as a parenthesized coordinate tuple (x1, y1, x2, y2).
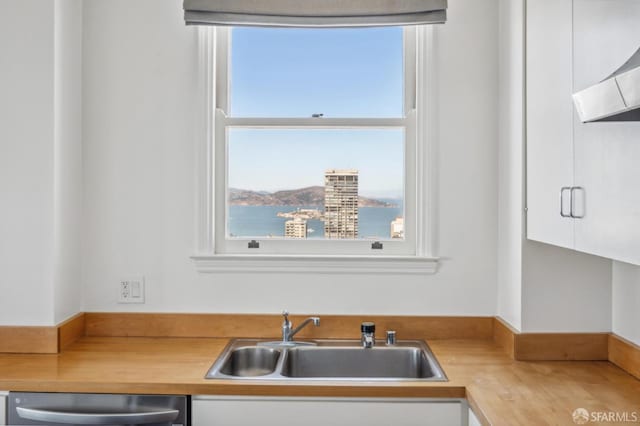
(192, 26, 438, 274)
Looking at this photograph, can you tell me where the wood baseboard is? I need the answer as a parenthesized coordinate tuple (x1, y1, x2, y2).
(0, 313, 85, 354)
(493, 317, 516, 359)
(0, 326, 58, 354)
(84, 312, 495, 340)
(58, 313, 86, 350)
(609, 334, 640, 381)
(494, 318, 609, 361)
(514, 333, 609, 361)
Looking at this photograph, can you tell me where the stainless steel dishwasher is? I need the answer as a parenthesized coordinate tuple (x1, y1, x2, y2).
(8, 392, 188, 426)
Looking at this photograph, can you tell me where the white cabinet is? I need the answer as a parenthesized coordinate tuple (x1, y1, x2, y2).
(526, 0, 575, 249)
(467, 407, 481, 426)
(0, 392, 6, 426)
(571, 0, 640, 265)
(192, 396, 462, 426)
(526, 0, 640, 265)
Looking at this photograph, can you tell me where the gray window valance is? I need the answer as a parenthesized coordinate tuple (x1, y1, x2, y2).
(183, 0, 447, 27)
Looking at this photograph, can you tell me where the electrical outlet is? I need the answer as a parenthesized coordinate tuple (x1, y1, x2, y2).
(118, 276, 145, 304)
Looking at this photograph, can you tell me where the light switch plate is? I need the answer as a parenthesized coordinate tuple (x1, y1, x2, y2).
(118, 276, 145, 304)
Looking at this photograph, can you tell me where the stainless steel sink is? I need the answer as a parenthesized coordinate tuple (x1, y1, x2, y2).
(219, 346, 281, 377)
(206, 339, 447, 381)
(281, 346, 438, 379)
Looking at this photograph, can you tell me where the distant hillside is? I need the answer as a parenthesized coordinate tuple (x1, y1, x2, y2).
(229, 186, 396, 208)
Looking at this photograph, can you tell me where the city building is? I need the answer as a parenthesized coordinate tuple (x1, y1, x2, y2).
(284, 218, 307, 239)
(390, 217, 404, 239)
(324, 169, 359, 239)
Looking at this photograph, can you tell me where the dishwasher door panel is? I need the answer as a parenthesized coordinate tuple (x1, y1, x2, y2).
(8, 392, 188, 426)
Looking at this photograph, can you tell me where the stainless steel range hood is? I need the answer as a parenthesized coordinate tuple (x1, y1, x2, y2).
(573, 47, 640, 122)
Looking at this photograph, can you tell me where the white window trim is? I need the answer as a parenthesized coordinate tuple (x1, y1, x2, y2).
(192, 26, 439, 274)
(215, 111, 417, 256)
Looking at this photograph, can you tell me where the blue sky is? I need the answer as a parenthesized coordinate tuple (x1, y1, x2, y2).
(228, 27, 405, 198)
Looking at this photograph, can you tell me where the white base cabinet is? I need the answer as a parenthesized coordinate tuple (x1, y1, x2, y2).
(0, 392, 6, 426)
(192, 396, 463, 426)
(468, 407, 481, 426)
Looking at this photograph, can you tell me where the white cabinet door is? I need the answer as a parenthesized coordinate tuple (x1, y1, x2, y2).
(526, 0, 640, 266)
(468, 407, 481, 426)
(192, 397, 462, 426)
(572, 0, 640, 265)
(526, 0, 575, 248)
(0, 392, 6, 426)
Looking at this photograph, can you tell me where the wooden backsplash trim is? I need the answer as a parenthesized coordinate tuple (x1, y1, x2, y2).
(0, 312, 85, 354)
(493, 317, 516, 359)
(84, 312, 495, 340)
(58, 312, 86, 350)
(514, 332, 609, 361)
(3, 312, 639, 382)
(493, 318, 609, 361)
(609, 334, 640, 381)
(0, 326, 58, 354)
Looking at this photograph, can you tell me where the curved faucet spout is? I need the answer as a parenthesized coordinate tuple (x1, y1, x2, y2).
(289, 317, 320, 340)
(281, 311, 320, 342)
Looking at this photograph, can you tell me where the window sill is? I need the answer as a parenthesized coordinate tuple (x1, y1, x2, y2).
(190, 254, 439, 275)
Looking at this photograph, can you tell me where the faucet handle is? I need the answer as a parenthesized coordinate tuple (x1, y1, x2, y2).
(361, 322, 376, 334)
(282, 310, 290, 323)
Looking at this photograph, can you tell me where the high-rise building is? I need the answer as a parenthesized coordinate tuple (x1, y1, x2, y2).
(285, 218, 307, 239)
(390, 217, 404, 239)
(324, 169, 358, 239)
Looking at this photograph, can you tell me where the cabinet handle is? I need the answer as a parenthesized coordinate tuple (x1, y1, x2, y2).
(16, 407, 179, 425)
(560, 187, 572, 217)
(570, 186, 585, 219)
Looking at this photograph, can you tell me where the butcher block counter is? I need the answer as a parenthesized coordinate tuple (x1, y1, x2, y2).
(0, 336, 639, 425)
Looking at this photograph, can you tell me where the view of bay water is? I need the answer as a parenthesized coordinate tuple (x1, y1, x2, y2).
(228, 205, 403, 240)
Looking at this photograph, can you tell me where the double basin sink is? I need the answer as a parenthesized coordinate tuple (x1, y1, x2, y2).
(206, 339, 447, 381)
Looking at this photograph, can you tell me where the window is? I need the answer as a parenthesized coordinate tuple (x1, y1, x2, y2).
(194, 25, 436, 271)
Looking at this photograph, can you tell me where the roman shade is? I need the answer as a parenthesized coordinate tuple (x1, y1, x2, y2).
(183, 0, 447, 27)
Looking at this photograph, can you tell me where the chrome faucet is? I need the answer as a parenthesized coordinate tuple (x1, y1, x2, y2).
(281, 310, 320, 343)
(361, 322, 376, 348)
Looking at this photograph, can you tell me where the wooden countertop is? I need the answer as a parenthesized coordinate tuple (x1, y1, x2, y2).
(0, 337, 639, 425)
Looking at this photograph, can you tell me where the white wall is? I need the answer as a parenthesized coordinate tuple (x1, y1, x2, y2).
(81, 0, 499, 315)
(53, 0, 83, 324)
(0, 0, 83, 326)
(0, 0, 56, 325)
(496, 0, 524, 331)
(612, 262, 640, 345)
(521, 241, 611, 332)
(0, 0, 625, 331)
(0, 0, 622, 331)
